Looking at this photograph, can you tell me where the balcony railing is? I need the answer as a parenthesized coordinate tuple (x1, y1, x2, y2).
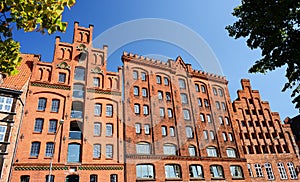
(69, 131, 82, 140)
(71, 111, 83, 119)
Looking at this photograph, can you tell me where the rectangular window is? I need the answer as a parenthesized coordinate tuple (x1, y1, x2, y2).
(106, 124, 113, 136)
(110, 174, 118, 182)
(166, 92, 171, 101)
(46, 175, 54, 182)
(167, 108, 173, 118)
(45, 142, 54, 157)
(195, 84, 200, 92)
(141, 72, 146, 81)
(247, 164, 253, 177)
(228, 133, 233, 141)
(158, 91, 163, 100)
(164, 77, 169, 85)
(0, 125, 7, 142)
(143, 105, 149, 115)
(156, 75, 161, 84)
(186, 127, 193, 138)
(133, 71, 138, 80)
(136, 143, 151, 154)
(207, 114, 211, 123)
(106, 105, 113, 117)
(94, 123, 101, 136)
(30, 142, 40, 157)
(37, 98, 46, 111)
(144, 124, 150, 135)
(179, 79, 186, 89)
(94, 104, 102, 116)
(90, 174, 98, 182)
(134, 104, 140, 114)
(201, 85, 206, 93)
(21, 175, 30, 182)
(162, 126, 167, 136)
(51, 99, 60, 112)
(0, 96, 13, 112)
(210, 166, 224, 178)
(180, 93, 188, 104)
(277, 163, 288, 179)
(204, 99, 209, 107)
(135, 123, 141, 134)
(165, 164, 181, 178)
(200, 114, 205, 122)
(170, 127, 175, 137)
(198, 98, 202, 107)
(183, 109, 191, 120)
(48, 120, 57, 133)
(207, 147, 217, 157)
(221, 102, 226, 111)
(134, 86, 139, 96)
(58, 73, 66, 83)
(93, 144, 101, 158)
(203, 130, 208, 140)
(160, 108, 165, 117)
(93, 77, 100, 87)
(210, 131, 215, 140)
(222, 132, 227, 141)
(142, 88, 147, 97)
(34, 118, 44, 132)
(106, 144, 113, 158)
(74, 67, 85, 80)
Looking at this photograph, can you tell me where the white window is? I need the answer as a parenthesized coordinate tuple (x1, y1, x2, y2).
(210, 165, 224, 178)
(254, 163, 263, 177)
(144, 124, 150, 135)
(141, 72, 146, 81)
(203, 130, 208, 140)
(218, 89, 223, 96)
(264, 163, 274, 180)
(0, 125, 7, 142)
(204, 99, 209, 107)
(206, 147, 217, 157)
(93, 77, 100, 87)
(163, 144, 177, 155)
(133, 71, 138, 80)
(106, 144, 113, 158)
(136, 142, 151, 154)
(133, 86, 139, 96)
(158, 91, 163, 100)
(183, 109, 190, 120)
(188, 145, 196, 156)
(162, 126, 167, 136)
(106, 124, 113, 136)
(180, 93, 188, 104)
(170, 127, 175, 137)
(142, 88, 147, 97)
(94, 123, 101, 136)
(221, 102, 226, 111)
(213, 88, 217, 95)
(226, 148, 236, 158)
(207, 114, 211, 123)
(287, 162, 297, 179)
(200, 113, 205, 122)
(247, 164, 253, 177)
(197, 98, 202, 107)
(106, 104, 113, 117)
(210, 131, 215, 140)
(201, 85, 206, 93)
(94, 104, 102, 116)
(219, 116, 223, 125)
(134, 104, 140, 114)
(277, 162, 288, 179)
(230, 165, 244, 179)
(222, 132, 227, 141)
(136, 164, 154, 179)
(159, 108, 165, 117)
(179, 79, 186, 89)
(165, 164, 181, 178)
(93, 144, 101, 158)
(156, 75, 161, 84)
(216, 101, 220, 110)
(167, 109, 172, 118)
(195, 84, 200, 92)
(143, 105, 149, 115)
(228, 133, 233, 141)
(186, 126, 193, 138)
(189, 165, 203, 178)
(164, 77, 169, 85)
(135, 123, 141, 134)
(225, 117, 230, 125)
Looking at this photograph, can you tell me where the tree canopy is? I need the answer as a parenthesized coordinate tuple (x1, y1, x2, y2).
(226, 0, 300, 109)
(0, 0, 75, 75)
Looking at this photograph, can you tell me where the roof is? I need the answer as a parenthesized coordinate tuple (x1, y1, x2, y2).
(0, 54, 36, 91)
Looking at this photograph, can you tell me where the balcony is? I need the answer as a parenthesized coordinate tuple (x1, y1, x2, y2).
(71, 111, 83, 119)
(69, 131, 82, 140)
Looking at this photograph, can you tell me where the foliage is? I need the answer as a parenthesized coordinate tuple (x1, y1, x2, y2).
(0, 0, 76, 75)
(226, 0, 300, 109)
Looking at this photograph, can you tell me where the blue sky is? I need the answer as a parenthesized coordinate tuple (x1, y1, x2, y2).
(13, 0, 298, 119)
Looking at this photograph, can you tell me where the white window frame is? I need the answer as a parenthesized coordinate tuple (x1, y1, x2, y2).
(226, 148, 236, 158)
(0, 125, 7, 142)
(135, 123, 141, 134)
(254, 163, 263, 177)
(206, 147, 217, 157)
(287, 162, 297, 179)
(136, 142, 151, 154)
(183, 109, 191, 120)
(277, 162, 288, 180)
(264, 163, 275, 180)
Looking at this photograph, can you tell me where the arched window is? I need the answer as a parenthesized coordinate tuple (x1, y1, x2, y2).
(226, 148, 236, 158)
(277, 162, 288, 179)
(136, 142, 151, 154)
(230, 165, 244, 179)
(188, 145, 196, 156)
(163, 144, 177, 155)
(165, 164, 181, 179)
(189, 165, 204, 178)
(136, 164, 155, 179)
(210, 165, 224, 178)
(287, 162, 297, 179)
(206, 146, 217, 157)
(264, 163, 274, 180)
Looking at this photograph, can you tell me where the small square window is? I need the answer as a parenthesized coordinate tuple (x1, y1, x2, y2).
(58, 73, 66, 83)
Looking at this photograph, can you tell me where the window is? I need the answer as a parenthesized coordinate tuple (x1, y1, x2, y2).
(67, 143, 81, 162)
(106, 144, 113, 158)
(186, 126, 193, 138)
(142, 88, 147, 97)
(189, 165, 204, 179)
(46, 175, 54, 182)
(162, 126, 167, 136)
(106, 124, 113, 136)
(167, 108, 173, 118)
(225, 117, 230, 125)
(287, 162, 297, 179)
(0, 126, 7, 142)
(30, 142, 40, 157)
(133, 86, 139, 96)
(179, 79, 186, 89)
(141, 72, 146, 81)
(136, 142, 151, 154)
(164, 77, 169, 85)
(163, 144, 177, 155)
(218, 89, 223, 96)
(201, 85, 206, 93)
(226, 148, 236, 158)
(213, 87, 217, 95)
(207, 114, 211, 123)
(51, 99, 60, 112)
(197, 98, 202, 107)
(94, 123, 101, 136)
(143, 105, 149, 115)
(144, 124, 150, 135)
(230, 166, 244, 179)
(165, 164, 181, 178)
(204, 99, 209, 107)
(216, 101, 220, 110)
(183, 109, 190, 120)
(265, 163, 274, 180)
(277, 162, 288, 179)
(254, 164, 263, 177)
(159, 108, 165, 117)
(73, 83, 84, 98)
(34, 118, 44, 132)
(222, 132, 227, 141)
(48, 120, 57, 134)
(21, 175, 30, 182)
(200, 113, 205, 122)
(195, 84, 200, 92)
(74, 67, 85, 80)
(210, 131, 215, 140)
(221, 102, 226, 111)
(166, 92, 171, 101)
(210, 165, 224, 178)
(45, 142, 54, 157)
(219, 116, 223, 125)
(37, 98, 46, 111)
(207, 147, 217, 157)
(247, 164, 253, 177)
(170, 127, 175, 137)
(228, 133, 233, 141)
(94, 104, 102, 116)
(136, 164, 154, 179)
(93, 77, 100, 87)
(135, 123, 141, 134)
(93, 144, 101, 158)
(106, 104, 113, 117)
(0, 96, 13, 112)
(133, 71, 138, 80)
(90, 174, 97, 182)
(158, 91, 163, 100)
(156, 75, 161, 84)
(203, 130, 208, 140)
(110, 174, 118, 182)
(180, 93, 188, 104)
(188, 145, 196, 156)
(134, 104, 140, 114)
